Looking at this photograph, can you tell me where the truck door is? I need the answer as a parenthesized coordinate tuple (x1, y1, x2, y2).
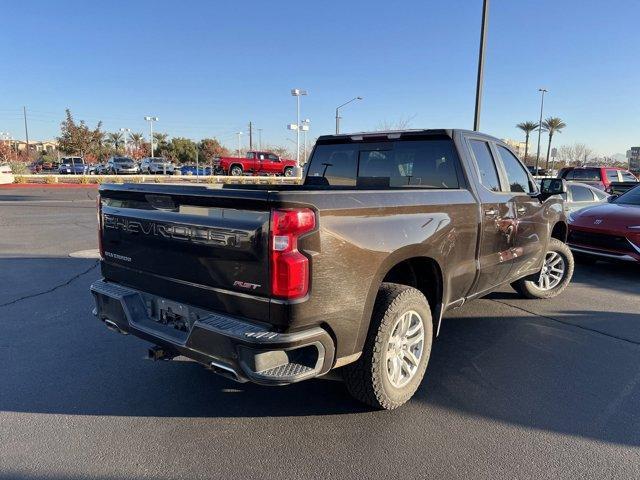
(245, 152, 257, 173)
(466, 138, 517, 294)
(493, 144, 546, 280)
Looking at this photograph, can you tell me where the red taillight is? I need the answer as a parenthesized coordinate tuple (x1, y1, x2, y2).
(97, 194, 104, 259)
(270, 208, 316, 299)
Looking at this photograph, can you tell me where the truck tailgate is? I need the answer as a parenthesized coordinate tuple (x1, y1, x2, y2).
(98, 184, 272, 320)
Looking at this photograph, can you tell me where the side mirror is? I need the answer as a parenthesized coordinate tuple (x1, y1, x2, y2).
(608, 194, 619, 203)
(539, 178, 566, 200)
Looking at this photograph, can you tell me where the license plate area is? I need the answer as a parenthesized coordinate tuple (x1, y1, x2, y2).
(137, 293, 211, 342)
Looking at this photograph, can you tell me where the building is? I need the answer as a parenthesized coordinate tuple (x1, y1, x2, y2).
(0, 139, 58, 154)
(502, 139, 530, 159)
(628, 147, 640, 174)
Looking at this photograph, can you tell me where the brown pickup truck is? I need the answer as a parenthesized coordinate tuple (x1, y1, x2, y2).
(91, 129, 573, 409)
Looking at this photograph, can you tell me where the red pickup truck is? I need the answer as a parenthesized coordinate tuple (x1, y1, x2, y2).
(214, 151, 297, 176)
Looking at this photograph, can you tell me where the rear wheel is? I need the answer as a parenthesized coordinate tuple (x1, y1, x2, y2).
(512, 238, 574, 299)
(283, 167, 294, 177)
(343, 283, 433, 410)
(230, 165, 243, 176)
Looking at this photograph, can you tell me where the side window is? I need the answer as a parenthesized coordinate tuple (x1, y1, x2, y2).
(496, 145, 533, 193)
(593, 189, 609, 200)
(268, 154, 279, 161)
(246, 152, 255, 159)
(469, 140, 501, 192)
(606, 169, 619, 182)
(621, 171, 637, 182)
(570, 185, 595, 202)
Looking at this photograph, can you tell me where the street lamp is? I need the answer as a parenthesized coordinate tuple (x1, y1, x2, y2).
(119, 128, 131, 155)
(236, 131, 243, 157)
(335, 96, 363, 134)
(144, 116, 159, 157)
(301, 119, 310, 162)
(290, 88, 307, 166)
(535, 88, 548, 174)
(473, 0, 489, 131)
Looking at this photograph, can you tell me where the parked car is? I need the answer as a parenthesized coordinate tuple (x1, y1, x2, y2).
(0, 163, 15, 184)
(58, 157, 88, 174)
(107, 157, 139, 175)
(214, 151, 297, 176)
(41, 161, 59, 172)
(527, 166, 550, 177)
(91, 128, 573, 410)
(567, 184, 640, 263)
(607, 181, 639, 196)
(557, 166, 638, 191)
(561, 182, 609, 213)
(179, 164, 211, 176)
(140, 157, 175, 174)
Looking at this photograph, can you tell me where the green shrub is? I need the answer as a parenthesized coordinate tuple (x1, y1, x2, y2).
(44, 176, 58, 184)
(14, 175, 27, 184)
(8, 161, 29, 175)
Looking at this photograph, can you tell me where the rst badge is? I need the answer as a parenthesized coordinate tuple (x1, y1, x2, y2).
(233, 280, 261, 290)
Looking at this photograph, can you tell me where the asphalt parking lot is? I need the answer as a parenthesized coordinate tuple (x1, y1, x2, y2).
(1, 186, 639, 480)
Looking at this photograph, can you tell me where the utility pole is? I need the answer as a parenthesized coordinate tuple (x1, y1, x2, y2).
(473, 0, 489, 131)
(248, 121, 253, 150)
(258, 129, 263, 150)
(535, 88, 548, 174)
(335, 97, 362, 134)
(23, 106, 29, 157)
(290, 89, 307, 167)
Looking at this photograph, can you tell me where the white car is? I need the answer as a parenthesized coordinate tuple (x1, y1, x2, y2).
(0, 163, 15, 184)
(140, 157, 174, 174)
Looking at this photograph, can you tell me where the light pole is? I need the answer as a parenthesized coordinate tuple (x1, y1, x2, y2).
(144, 116, 159, 157)
(236, 131, 243, 157)
(335, 96, 362, 134)
(301, 119, 310, 162)
(290, 88, 307, 166)
(119, 128, 131, 155)
(473, 0, 489, 131)
(258, 128, 263, 150)
(535, 88, 547, 174)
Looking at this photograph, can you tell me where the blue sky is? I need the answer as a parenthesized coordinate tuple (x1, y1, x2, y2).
(1, 0, 638, 155)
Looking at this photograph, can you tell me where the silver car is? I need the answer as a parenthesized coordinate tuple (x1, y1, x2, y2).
(563, 182, 609, 213)
(140, 157, 174, 174)
(107, 157, 139, 174)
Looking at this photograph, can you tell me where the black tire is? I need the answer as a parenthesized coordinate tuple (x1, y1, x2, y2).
(343, 283, 433, 410)
(511, 238, 574, 299)
(283, 167, 294, 177)
(230, 165, 243, 176)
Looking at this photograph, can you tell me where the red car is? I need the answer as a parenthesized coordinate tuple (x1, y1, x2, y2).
(214, 151, 297, 176)
(558, 166, 638, 192)
(567, 185, 640, 263)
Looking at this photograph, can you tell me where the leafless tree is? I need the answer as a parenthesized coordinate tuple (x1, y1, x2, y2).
(375, 115, 417, 131)
(556, 143, 594, 166)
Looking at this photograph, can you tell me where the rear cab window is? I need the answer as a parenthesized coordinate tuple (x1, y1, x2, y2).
(572, 168, 601, 181)
(304, 135, 463, 189)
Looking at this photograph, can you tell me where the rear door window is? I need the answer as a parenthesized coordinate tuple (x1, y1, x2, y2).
(469, 140, 501, 192)
(606, 169, 619, 182)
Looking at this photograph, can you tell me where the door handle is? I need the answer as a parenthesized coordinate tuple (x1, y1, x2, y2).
(484, 208, 498, 217)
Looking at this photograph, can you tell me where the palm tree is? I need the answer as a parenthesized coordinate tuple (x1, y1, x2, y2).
(516, 121, 538, 163)
(129, 132, 145, 149)
(105, 132, 123, 152)
(541, 117, 566, 169)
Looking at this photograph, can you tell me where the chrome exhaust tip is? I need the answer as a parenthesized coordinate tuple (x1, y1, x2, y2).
(103, 318, 128, 335)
